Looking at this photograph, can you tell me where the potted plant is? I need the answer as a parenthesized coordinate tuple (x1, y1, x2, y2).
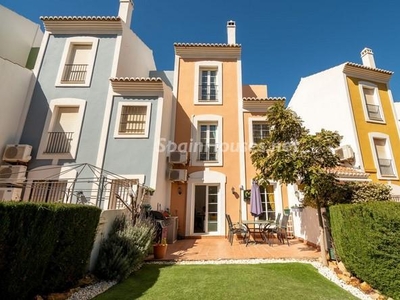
(243, 189, 251, 201)
(284, 207, 291, 215)
(153, 237, 168, 259)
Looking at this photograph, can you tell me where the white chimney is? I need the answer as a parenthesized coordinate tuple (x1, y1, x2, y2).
(118, 0, 134, 27)
(361, 48, 376, 68)
(227, 20, 236, 44)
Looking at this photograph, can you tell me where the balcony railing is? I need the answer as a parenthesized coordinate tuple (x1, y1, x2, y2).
(45, 132, 73, 153)
(61, 64, 88, 83)
(378, 158, 395, 176)
(198, 143, 218, 161)
(199, 85, 218, 101)
(367, 104, 383, 121)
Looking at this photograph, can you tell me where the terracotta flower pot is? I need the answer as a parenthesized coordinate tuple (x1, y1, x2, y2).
(153, 244, 168, 259)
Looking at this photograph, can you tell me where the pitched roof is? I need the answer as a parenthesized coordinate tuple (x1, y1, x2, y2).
(40, 16, 121, 21)
(110, 77, 162, 82)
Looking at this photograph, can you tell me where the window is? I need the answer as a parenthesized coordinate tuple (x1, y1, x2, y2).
(192, 115, 223, 166)
(56, 37, 99, 87)
(252, 121, 269, 143)
(199, 123, 218, 161)
(360, 82, 384, 122)
(37, 98, 86, 159)
(259, 185, 275, 221)
(114, 102, 151, 138)
(373, 138, 395, 177)
(199, 69, 217, 101)
(194, 61, 222, 104)
(29, 180, 67, 203)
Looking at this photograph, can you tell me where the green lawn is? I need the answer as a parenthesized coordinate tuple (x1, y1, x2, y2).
(94, 262, 358, 300)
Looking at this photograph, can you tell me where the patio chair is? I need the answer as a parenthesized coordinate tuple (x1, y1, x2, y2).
(225, 214, 249, 246)
(260, 213, 281, 244)
(262, 213, 290, 246)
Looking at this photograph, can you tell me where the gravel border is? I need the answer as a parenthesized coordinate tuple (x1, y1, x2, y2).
(69, 259, 372, 300)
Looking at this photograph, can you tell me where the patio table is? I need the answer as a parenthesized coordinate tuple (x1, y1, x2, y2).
(242, 220, 273, 245)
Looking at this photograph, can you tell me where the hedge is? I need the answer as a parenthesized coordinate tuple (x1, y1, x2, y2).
(0, 202, 101, 300)
(329, 202, 400, 300)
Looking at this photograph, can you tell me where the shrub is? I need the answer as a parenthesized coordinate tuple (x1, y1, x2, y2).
(94, 215, 155, 281)
(348, 182, 391, 203)
(330, 202, 400, 299)
(0, 202, 101, 299)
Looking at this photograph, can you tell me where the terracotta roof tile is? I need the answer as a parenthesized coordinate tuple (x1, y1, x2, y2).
(243, 97, 286, 101)
(110, 77, 162, 82)
(174, 43, 241, 48)
(40, 16, 121, 21)
(345, 62, 393, 75)
(328, 166, 370, 179)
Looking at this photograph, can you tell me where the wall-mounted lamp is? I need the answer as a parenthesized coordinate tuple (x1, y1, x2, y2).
(178, 186, 182, 195)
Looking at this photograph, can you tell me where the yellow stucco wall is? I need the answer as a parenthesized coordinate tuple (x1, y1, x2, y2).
(347, 76, 400, 185)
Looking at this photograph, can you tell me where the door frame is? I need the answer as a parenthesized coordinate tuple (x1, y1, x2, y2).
(186, 170, 226, 236)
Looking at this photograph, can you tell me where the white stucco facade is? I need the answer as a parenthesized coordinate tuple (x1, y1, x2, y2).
(288, 64, 363, 168)
(0, 5, 43, 157)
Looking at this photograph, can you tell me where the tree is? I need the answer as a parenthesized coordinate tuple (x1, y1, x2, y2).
(251, 102, 342, 265)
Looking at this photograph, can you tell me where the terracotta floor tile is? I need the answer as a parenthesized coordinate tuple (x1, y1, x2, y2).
(147, 236, 320, 262)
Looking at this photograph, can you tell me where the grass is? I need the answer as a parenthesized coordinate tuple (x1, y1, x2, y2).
(94, 262, 358, 300)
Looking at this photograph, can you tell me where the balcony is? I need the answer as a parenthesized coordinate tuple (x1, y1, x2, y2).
(44, 132, 73, 154)
(378, 158, 395, 176)
(61, 64, 88, 83)
(367, 104, 383, 121)
(199, 85, 218, 101)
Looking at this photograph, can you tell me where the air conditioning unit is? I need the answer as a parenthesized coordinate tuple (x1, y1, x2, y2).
(169, 169, 187, 181)
(2, 144, 32, 163)
(169, 151, 188, 164)
(0, 165, 27, 184)
(0, 187, 22, 201)
(335, 145, 355, 161)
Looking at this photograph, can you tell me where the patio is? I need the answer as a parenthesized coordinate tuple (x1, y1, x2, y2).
(147, 236, 320, 261)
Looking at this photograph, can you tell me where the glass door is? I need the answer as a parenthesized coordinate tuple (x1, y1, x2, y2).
(193, 185, 219, 233)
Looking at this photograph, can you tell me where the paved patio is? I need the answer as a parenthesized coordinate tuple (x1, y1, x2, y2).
(147, 236, 321, 261)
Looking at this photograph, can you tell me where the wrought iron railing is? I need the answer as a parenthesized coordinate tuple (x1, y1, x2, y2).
(367, 104, 383, 121)
(199, 84, 218, 101)
(378, 158, 395, 176)
(198, 143, 218, 161)
(61, 64, 88, 83)
(44, 132, 73, 153)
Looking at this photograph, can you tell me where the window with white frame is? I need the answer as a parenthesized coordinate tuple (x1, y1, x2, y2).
(56, 37, 99, 87)
(198, 123, 218, 161)
(259, 185, 276, 221)
(373, 137, 396, 177)
(192, 115, 222, 166)
(199, 69, 217, 101)
(252, 121, 269, 144)
(37, 98, 86, 160)
(114, 102, 151, 138)
(194, 61, 222, 104)
(360, 82, 384, 122)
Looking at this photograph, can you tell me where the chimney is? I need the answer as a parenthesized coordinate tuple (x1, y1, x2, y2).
(227, 20, 236, 44)
(118, 0, 134, 27)
(360, 48, 376, 68)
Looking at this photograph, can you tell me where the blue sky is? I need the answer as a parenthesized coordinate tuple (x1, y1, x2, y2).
(3, 0, 400, 101)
